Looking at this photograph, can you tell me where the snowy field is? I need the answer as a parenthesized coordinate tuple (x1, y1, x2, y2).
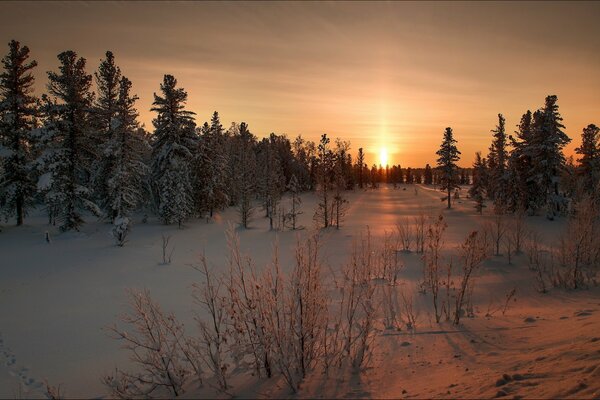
(1, 184, 599, 399)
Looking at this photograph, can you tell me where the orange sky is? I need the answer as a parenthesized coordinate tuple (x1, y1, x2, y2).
(1, 1, 599, 167)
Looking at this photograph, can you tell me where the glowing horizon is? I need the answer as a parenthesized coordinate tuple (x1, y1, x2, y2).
(1, 1, 599, 167)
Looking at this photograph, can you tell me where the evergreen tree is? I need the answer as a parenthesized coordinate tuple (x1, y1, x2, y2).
(507, 110, 535, 213)
(355, 147, 365, 189)
(405, 167, 413, 184)
(469, 152, 486, 214)
(105, 76, 149, 221)
(38, 51, 99, 231)
(285, 173, 303, 230)
(231, 122, 257, 229)
(424, 164, 433, 185)
(314, 134, 334, 228)
(436, 127, 461, 209)
(0, 40, 38, 225)
(575, 123, 600, 195)
(150, 74, 197, 227)
(529, 95, 571, 218)
(92, 51, 121, 216)
(195, 112, 229, 218)
(257, 133, 285, 230)
(488, 114, 509, 211)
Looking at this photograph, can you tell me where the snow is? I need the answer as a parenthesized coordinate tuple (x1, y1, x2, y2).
(0, 184, 599, 398)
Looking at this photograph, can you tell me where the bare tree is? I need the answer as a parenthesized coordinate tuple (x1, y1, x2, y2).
(423, 214, 447, 323)
(484, 211, 507, 256)
(192, 256, 229, 391)
(396, 217, 413, 252)
(555, 195, 600, 289)
(103, 289, 192, 398)
(414, 210, 426, 254)
(454, 231, 488, 325)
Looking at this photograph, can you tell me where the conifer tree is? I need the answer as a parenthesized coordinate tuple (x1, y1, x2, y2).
(232, 122, 257, 229)
(257, 133, 285, 230)
(488, 114, 509, 211)
(150, 74, 197, 227)
(105, 76, 149, 222)
(38, 51, 99, 231)
(529, 95, 571, 218)
(286, 173, 303, 230)
(0, 40, 38, 225)
(575, 123, 600, 195)
(507, 110, 535, 213)
(405, 167, 413, 184)
(92, 51, 121, 215)
(314, 134, 334, 228)
(332, 142, 349, 229)
(195, 112, 229, 218)
(469, 152, 486, 214)
(355, 147, 365, 188)
(424, 164, 433, 185)
(436, 127, 461, 209)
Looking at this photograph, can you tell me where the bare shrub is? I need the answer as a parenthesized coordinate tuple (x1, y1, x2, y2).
(374, 229, 402, 283)
(223, 228, 271, 378)
(396, 217, 412, 252)
(526, 231, 549, 293)
(337, 230, 377, 371)
(507, 210, 527, 254)
(103, 289, 192, 398)
(485, 288, 516, 317)
(555, 195, 600, 289)
(423, 214, 447, 323)
(414, 210, 426, 254)
(399, 289, 418, 331)
(381, 283, 401, 331)
(453, 231, 488, 325)
(484, 211, 507, 256)
(259, 232, 328, 392)
(44, 380, 65, 400)
(191, 256, 229, 391)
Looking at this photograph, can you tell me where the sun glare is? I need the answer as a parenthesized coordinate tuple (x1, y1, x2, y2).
(379, 147, 389, 166)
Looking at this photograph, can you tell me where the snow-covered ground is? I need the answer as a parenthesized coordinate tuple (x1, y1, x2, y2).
(1, 184, 599, 398)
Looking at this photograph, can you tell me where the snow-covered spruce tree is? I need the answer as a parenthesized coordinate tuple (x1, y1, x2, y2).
(194, 112, 229, 218)
(469, 152, 487, 215)
(290, 135, 312, 191)
(91, 51, 121, 218)
(150, 74, 197, 228)
(332, 148, 349, 229)
(285, 174, 303, 230)
(436, 127, 461, 209)
(257, 134, 285, 230)
(424, 163, 433, 185)
(38, 51, 99, 231)
(0, 40, 38, 226)
(575, 123, 600, 198)
(529, 96, 571, 219)
(355, 147, 365, 189)
(313, 134, 335, 228)
(335, 138, 354, 190)
(230, 122, 257, 229)
(488, 114, 509, 212)
(105, 77, 149, 229)
(507, 110, 535, 213)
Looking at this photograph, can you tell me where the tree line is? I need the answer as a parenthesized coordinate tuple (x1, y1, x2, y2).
(1, 40, 598, 236)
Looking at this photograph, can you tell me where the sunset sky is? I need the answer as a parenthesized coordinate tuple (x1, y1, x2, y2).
(1, 1, 599, 167)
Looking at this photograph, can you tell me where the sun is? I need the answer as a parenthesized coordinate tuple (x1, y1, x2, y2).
(379, 147, 389, 166)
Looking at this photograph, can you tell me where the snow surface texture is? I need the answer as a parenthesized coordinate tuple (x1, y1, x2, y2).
(1, 184, 599, 398)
